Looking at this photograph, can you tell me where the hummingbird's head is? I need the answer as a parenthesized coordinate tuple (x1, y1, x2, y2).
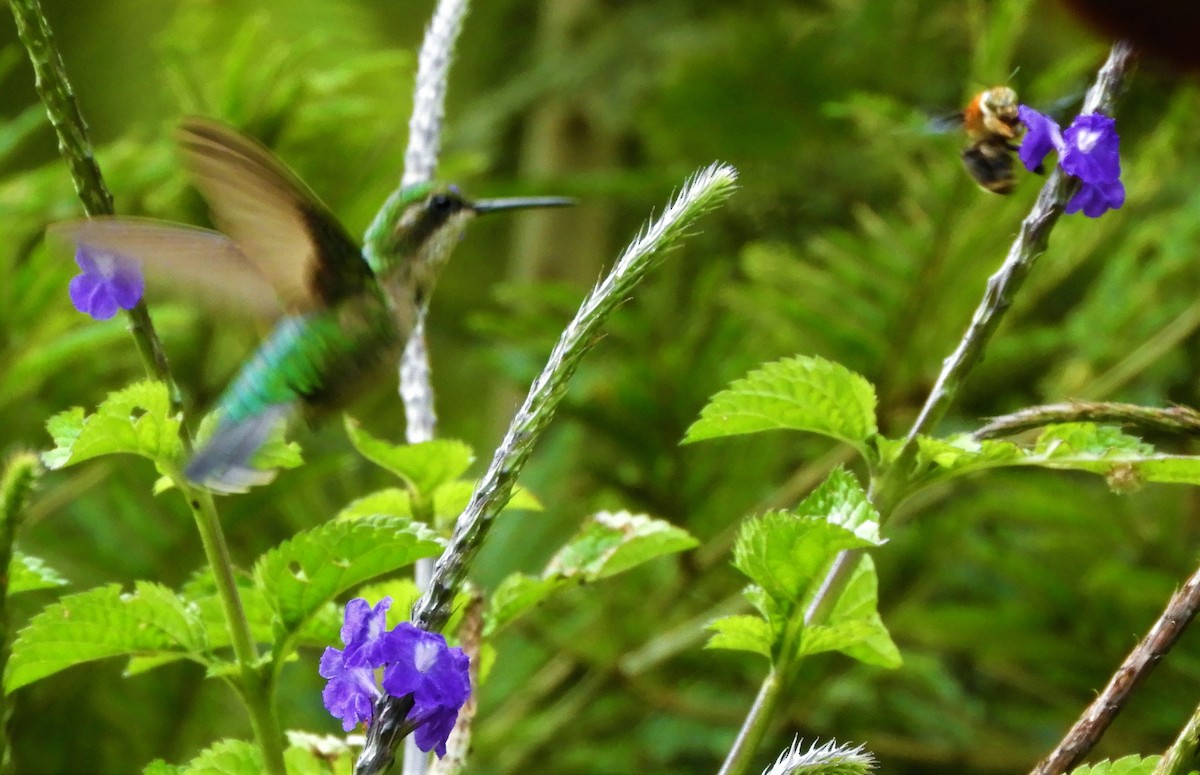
(389, 183, 574, 280)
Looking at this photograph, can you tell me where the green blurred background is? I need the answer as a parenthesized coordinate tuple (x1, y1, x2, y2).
(3, 0, 1200, 773)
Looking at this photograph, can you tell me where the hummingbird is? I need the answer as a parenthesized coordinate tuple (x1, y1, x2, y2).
(49, 118, 573, 493)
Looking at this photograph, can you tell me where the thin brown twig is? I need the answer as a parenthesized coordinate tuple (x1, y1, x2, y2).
(974, 402, 1200, 440)
(1029, 563, 1200, 775)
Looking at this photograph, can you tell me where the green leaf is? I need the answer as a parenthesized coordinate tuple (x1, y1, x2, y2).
(9, 552, 69, 594)
(546, 511, 699, 580)
(177, 739, 262, 775)
(1034, 423, 1153, 457)
(143, 761, 182, 775)
(485, 573, 571, 635)
(338, 488, 413, 520)
(795, 467, 882, 545)
(253, 514, 442, 631)
(917, 424, 1200, 491)
(1068, 755, 1162, 775)
(706, 614, 774, 658)
(733, 514, 874, 605)
(826, 554, 902, 668)
(485, 512, 695, 635)
(683, 355, 877, 456)
(344, 418, 473, 494)
(43, 381, 183, 470)
(6, 582, 205, 691)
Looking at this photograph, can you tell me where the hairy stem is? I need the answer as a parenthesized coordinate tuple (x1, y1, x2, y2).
(8, 0, 182, 415)
(11, 1, 282, 769)
(717, 668, 784, 775)
(354, 163, 738, 775)
(1030, 562, 1200, 775)
(391, 2, 470, 770)
(974, 401, 1200, 440)
(797, 39, 1138, 645)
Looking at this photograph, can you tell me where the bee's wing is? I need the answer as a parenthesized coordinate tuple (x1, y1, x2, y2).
(47, 218, 284, 317)
(177, 118, 374, 309)
(926, 110, 966, 135)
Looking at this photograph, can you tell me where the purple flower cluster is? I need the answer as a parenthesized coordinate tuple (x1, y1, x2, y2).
(1018, 106, 1125, 218)
(319, 598, 471, 757)
(68, 245, 144, 320)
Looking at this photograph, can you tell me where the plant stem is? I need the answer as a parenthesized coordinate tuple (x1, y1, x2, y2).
(0, 453, 40, 775)
(974, 401, 1200, 440)
(11, 1, 284, 769)
(7, 0, 182, 416)
(801, 37, 1138, 632)
(721, 40, 1138, 775)
(354, 163, 738, 775)
(893, 40, 1137, 470)
(717, 668, 784, 775)
(1030, 561, 1200, 775)
(1156, 701, 1200, 775)
(182, 485, 286, 775)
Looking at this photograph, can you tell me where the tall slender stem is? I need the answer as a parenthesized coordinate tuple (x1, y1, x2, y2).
(7, 0, 182, 415)
(10, 2, 284, 771)
(353, 164, 737, 775)
(717, 40, 1138, 774)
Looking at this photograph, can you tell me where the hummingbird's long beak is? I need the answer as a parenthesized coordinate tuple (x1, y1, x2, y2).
(471, 196, 576, 214)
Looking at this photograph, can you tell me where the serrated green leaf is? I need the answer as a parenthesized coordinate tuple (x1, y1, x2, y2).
(9, 552, 69, 594)
(485, 573, 571, 636)
(799, 618, 880, 657)
(6, 582, 205, 691)
(546, 511, 698, 580)
(144, 760, 182, 775)
(486, 513, 693, 635)
(706, 614, 774, 658)
(916, 434, 1022, 477)
(126, 653, 191, 677)
(683, 355, 877, 456)
(733, 513, 872, 604)
(178, 738, 262, 775)
(344, 418, 473, 494)
(795, 468, 882, 545)
(918, 424, 1200, 490)
(253, 515, 442, 631)
(338, 488, 413, 520)
(1068, 755, 1162, 775)
(826, 554, 901, 668)
(1034, 423, 1153, 457)
(43, 381, 183, 470)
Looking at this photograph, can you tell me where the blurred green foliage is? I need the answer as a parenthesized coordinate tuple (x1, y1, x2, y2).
(3, 0, 1200, 773)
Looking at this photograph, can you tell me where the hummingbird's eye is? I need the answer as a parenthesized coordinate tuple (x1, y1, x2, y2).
(429, 194, 457, 216)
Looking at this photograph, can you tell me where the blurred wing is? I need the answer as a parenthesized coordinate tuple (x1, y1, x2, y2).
(47, 217, 284, 317)
(926, 110, 966, 135)
(176, 118, 373, 309)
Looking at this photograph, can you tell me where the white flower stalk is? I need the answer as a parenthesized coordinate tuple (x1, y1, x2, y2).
(402, 0, 468, 189)
(761, 738, 876, 775)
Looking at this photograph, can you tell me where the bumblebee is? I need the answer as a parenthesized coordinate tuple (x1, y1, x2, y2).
(958, 86, 1038, 194)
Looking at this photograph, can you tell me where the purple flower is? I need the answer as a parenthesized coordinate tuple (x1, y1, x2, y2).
(1017, 105, 1063, 173)
(68, 245, 144, 320)
(1066, 179, 1126, 217)
(1018, 106, 1125, 218)
(380, 623, 471, 758)
(319, 600, 471, 756)
(319, 646, 380, 732)
(340, 597, 393, 668)
(1061, 113, 1121, 185)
